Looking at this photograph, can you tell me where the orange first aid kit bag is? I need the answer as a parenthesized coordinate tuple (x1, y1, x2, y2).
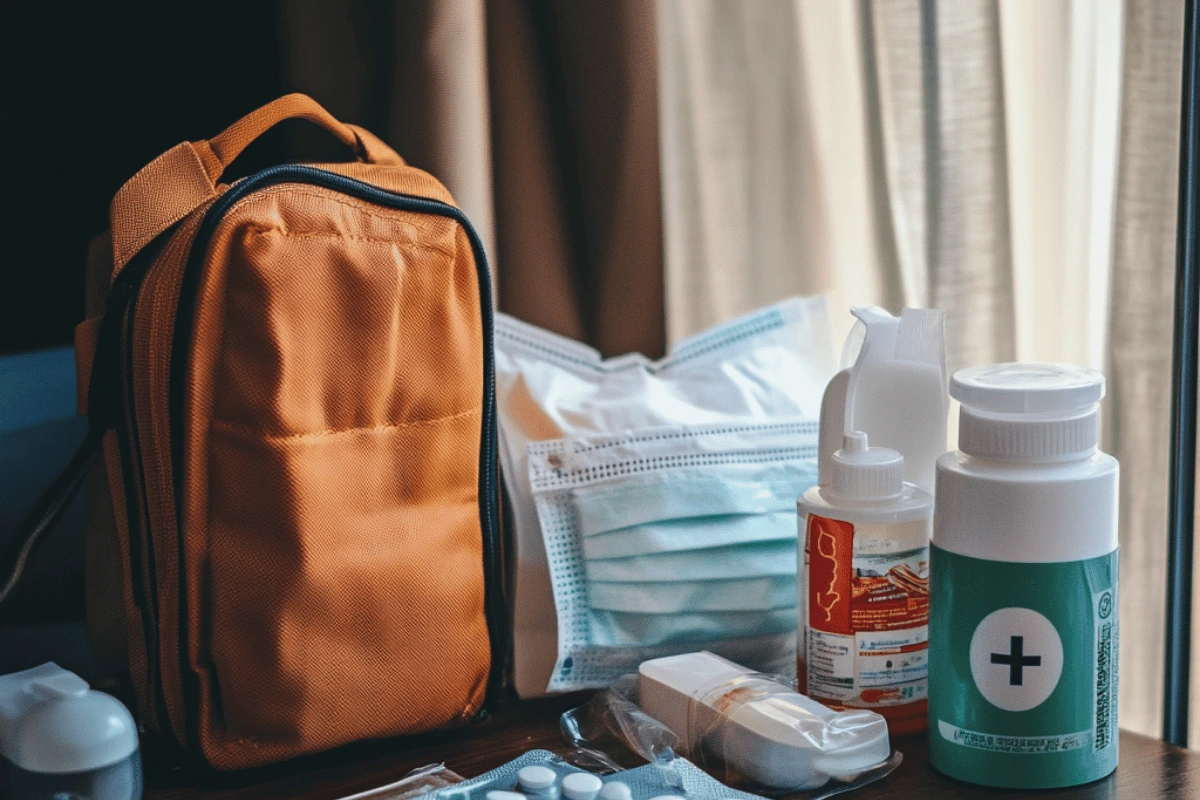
(13, 95, 504, 769)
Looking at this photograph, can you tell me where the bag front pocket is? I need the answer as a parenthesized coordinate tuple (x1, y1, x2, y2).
(204, 410, 489, 751)
(183, 186, 491, 765)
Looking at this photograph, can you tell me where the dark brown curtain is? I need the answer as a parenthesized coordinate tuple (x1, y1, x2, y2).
(281, 0, 666, 359)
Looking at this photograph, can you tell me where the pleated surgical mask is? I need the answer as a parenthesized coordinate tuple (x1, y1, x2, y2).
(529, 420, 819, 691)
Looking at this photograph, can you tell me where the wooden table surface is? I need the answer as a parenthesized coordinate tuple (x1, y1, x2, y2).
(145, 693, 1200, 800)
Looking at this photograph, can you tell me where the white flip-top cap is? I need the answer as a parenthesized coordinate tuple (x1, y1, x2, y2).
(951, 363, 1105, 413)
(0, 663, 138, 774)
(831, 431, 904, 500)
(952, 363, 1105, 461)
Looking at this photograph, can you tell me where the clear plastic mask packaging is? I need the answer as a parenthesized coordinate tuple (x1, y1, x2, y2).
(496, 297, 837, 697)
(561, 654, 900, 799)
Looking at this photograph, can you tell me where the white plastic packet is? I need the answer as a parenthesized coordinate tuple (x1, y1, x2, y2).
(496, 297, 837, 697)
(560, 652, 901, 798)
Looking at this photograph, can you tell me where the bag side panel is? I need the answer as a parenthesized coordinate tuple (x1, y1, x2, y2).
(82, 231, 153, 720)
(86, 434, 155, 725)
(130, 207, 213, 748)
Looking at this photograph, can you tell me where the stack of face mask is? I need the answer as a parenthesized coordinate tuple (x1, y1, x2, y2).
(496, 297, 837, 695)
(530, 423, 819, 690)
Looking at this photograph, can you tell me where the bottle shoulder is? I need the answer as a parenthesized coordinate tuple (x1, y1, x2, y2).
(936, 450, 1117, 482)
(934, 449, 1118, 562)
(798, 484, 932, 525)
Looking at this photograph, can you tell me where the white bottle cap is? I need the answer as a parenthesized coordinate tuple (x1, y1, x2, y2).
(0, 663, 138, 775)
(561, 772, 603, 800)
(952, 363, 1105, 462)
(518, 766, 559, 792)
(830, 431, 904, 500)
(598, 782, 632, 800)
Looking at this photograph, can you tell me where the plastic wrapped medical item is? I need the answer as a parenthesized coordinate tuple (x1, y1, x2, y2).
(560, 674, 678, 773)
(336, 764, 466, 800)
(497, 297, 836, 697)
(562, 654, 900, 798)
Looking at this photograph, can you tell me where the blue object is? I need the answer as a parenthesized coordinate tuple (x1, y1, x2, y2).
(0, 347, 87, 545)
(0, 346, 92, 675)
(0, 347, 78, 434)
(1166, 0, 1200, 748)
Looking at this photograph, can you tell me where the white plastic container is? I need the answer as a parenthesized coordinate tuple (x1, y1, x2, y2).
(929, 363, 1119, 789)
(0, 663, 141, 800)
(797, 432, 933, 735)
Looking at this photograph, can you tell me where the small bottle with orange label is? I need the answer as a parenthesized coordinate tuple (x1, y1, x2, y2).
(797, 430, 933, 735)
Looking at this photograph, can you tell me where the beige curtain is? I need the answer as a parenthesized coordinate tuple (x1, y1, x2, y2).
(657, 1, 832, 340)
(660, 0, 1187, 742)
(1107, 0, 1187, 742)
(280, 0, 666, 359)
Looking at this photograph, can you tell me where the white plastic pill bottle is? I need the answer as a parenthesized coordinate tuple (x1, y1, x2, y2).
(929, 363, 1118, 789)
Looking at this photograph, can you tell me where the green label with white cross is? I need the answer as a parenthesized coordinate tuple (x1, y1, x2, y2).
(928, 545, 1118, 789)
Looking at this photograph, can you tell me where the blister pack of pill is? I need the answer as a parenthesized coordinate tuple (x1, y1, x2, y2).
(435, 750, 766, 800)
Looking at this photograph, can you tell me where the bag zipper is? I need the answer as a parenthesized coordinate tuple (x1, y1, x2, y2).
(165, 166, 508, 729)
(89, 233, 175, 731)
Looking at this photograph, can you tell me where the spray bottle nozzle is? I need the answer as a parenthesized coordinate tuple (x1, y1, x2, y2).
(831, 432, 906, 501)
(816, 308, 948, 496)
(842, 431, 869, 454)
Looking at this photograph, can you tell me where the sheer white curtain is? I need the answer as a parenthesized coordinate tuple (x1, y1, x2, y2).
(659, 0, 1187, 741)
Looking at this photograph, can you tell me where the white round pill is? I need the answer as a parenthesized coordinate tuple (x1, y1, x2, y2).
(518, 766, 559, 792)
(488, 793, 528, 800)
(597, 782, 632, 800)
(560, 773, 603, 800)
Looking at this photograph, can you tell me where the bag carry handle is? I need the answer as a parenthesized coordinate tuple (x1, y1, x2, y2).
(193, 93, 402, 183)
(109, 93, 404, 278)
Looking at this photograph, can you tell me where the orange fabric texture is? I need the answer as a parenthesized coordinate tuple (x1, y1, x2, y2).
(108, 142, 217, 275)
(108, 94, 406, 277)
(195, 94, 405, 180)
(82, 95, 492, 769)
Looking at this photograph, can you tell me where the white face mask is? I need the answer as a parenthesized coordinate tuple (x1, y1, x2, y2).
(496, 296, 836, 697)
(529, 421, 819, 691)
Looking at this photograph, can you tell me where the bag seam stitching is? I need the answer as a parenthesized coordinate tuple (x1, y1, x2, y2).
(210, 405, 481, 443)
(226, 185, 459, 255)
(243, 224, 456, 252)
